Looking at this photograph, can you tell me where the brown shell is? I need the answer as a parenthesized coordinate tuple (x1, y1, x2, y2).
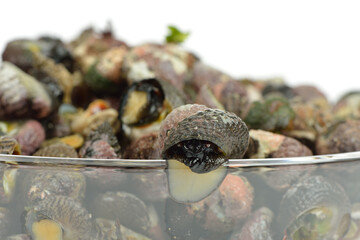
(246, 129, 312, 158)
(33, 142, 78, 158)
(24, 170, 86, 205)
(230, 207, 274, 240)
(316, 119, 360, 154)
(25, 195, 93, 240)
(0, 62, 52, 120)
(190, 62, 233, 91)
(122, 43, 192, 90)
(123, 132, 158, 159)
(91, 191, 151, 236)
(159, 104, 249, 159)
(277, 175, 351, 239)
(186, 174, 254, 233)
(0, 136, 21, 155)
(14, 120, 45, 155)
(195, 85, 225, 110)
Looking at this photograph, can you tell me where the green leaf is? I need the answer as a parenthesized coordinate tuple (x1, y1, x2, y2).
(165, 25, 190, 44)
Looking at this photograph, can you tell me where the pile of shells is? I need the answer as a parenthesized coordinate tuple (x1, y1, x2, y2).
(0, 26, 359, 239)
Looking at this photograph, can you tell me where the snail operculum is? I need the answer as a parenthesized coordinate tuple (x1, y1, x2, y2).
(164, 139, 227, 174)
(119, 78, 165, 127)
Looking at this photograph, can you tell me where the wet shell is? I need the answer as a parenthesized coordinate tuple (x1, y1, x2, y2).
(24, 170, 86, 205)
(25, 195, 93, 240)
(0, 62, 52, 120)
(245, 130, 314, 192)
(127, 169, 168, 202)
(83, 166, 127, 190)
(0, 136, 21, 155)
(229, 207, 274, 240)
(33, 142, 78, 158)
(186, 174, 254, 233)
(159, 104, 249, 160)
(165, 198, 202, 240)
(0, 207, 11, 238)
(277, 175, 351, 240)
(91, 191, 151, 236)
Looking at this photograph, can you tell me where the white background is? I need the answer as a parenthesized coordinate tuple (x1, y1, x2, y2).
(1, 0, 359, 102)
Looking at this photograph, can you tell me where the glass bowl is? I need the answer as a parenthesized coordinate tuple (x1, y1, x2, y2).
(0, 152, 359, 239)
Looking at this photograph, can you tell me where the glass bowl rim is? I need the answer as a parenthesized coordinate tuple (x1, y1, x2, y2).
(1, 151, 360, 168)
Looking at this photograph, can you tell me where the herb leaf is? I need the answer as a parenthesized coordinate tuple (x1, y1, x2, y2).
(165, 26, 190, 44)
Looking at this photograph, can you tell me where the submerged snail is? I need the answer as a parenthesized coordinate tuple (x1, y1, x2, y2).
(158, 104, 249, 203)
(25, 195, 93, 240)
(277, 175, 351, 240)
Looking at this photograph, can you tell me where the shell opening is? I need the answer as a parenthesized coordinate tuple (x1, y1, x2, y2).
(120, 78, 165, 126)
(164, 139, 227, 173)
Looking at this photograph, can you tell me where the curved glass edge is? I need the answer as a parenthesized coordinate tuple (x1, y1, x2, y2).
(1, 151, 360, 168)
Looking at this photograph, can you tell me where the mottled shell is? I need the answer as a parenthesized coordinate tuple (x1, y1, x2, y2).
(79, 122, 121, 159)
(159, 104, 249, 159)
(91, 191, 151, 236)
(24, 170, 86, 205)
(70, 27, 128, 73)
(123, 132, 158, 159)
(186, 174, 254, 233)
(0, 136, 21, 155)
(0, 62, 52, 120)
(246, 129, 312, 159)
(277, 175, 351, 239)
(230, 207, 274, 240)
(195, 85, 225, 110)
(33, 142, 78, 158)
(71, 100, 120, 136)
(122, 43, 194, 90)
(25, 195, 93, 240)
(316, 119, 360, 155)
(332, 91, 360, 121)
(14, 120, 45, 155)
